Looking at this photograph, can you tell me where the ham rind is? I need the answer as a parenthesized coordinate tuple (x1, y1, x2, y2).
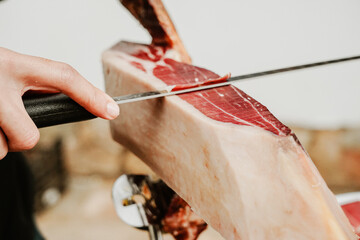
(103, 1, 358, 239)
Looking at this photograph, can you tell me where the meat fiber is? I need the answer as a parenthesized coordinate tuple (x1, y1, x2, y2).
(103, 0, 358, 239)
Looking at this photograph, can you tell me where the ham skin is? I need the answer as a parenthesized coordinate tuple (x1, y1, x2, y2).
(103, 0, 358, 239)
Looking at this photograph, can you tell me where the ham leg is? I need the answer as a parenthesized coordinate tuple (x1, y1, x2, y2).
(103, 1, 358, 239)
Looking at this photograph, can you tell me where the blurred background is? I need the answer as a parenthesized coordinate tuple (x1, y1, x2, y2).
(0, 0, 360, 239)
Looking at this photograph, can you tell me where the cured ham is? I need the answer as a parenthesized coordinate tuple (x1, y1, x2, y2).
(342, 202, 360, 235)
(103, 0, 358, 239)
(163, 195, 207, 240)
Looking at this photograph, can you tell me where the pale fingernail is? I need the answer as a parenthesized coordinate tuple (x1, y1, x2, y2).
(107, 102, 120, 119)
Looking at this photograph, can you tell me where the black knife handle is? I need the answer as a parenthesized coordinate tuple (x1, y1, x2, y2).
(23, 94, 97, 128)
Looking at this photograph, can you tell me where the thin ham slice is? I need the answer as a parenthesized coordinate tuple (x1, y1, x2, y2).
(103, 0, 358, 239)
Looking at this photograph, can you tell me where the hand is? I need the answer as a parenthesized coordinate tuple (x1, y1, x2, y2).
(0, 47, 119, 159)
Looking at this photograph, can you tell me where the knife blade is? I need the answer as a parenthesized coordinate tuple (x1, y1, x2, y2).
(24, 54, 360, 128)
(113, 54, 360, 105)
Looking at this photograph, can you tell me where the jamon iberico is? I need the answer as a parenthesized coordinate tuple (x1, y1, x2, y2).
(103, 0, 358, 239)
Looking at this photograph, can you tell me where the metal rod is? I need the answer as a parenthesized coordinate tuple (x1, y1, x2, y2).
(148, 224, 163, 240)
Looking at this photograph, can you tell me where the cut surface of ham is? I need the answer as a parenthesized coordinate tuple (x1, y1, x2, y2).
(103, 0, 358, 239)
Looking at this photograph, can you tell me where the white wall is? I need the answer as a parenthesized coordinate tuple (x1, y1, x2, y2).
(1, 0, 359, 129)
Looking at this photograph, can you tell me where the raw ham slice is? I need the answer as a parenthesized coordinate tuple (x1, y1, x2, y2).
(103, 0, 358, 239)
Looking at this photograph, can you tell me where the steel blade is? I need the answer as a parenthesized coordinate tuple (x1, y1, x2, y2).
(113, 54, 360, 105)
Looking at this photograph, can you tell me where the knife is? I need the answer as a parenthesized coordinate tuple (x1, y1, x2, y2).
(24, 55, 360, 128)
